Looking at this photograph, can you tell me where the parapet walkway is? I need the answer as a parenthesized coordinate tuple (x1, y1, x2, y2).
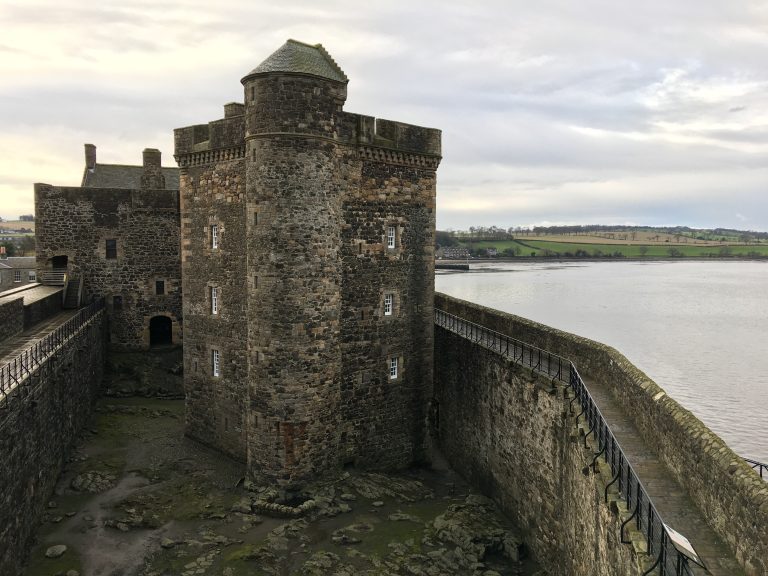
(0, 310, 80, 366)
(585, 377, 742, 575)
(435, 310, 743, 576)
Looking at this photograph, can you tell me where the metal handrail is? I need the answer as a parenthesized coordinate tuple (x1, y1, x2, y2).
(0, 299, 105, 404)
(744, 458, 768, 480)
(436, 308, 700, 575)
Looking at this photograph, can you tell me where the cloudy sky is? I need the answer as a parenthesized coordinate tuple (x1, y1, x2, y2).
(1, 0, 767, 230)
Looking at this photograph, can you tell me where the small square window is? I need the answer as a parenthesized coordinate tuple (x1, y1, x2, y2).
(14, 270, 21, 282)
(211, 286, 219, 315)
(28, 271, 36, 282)
(389, 356, 398, 380)
(113, 295, 123, 310)
(106, 239, 117, 259)
(211, 224, 219, 249)
(387, 226, 396, 249)
(212, 349, 220, 377)
(155, 280, 165, 295)
(384, 293, 393, 316)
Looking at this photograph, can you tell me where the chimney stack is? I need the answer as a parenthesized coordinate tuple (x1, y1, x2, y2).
(84, 143, 96, 170)
(140, 148, 165, 190)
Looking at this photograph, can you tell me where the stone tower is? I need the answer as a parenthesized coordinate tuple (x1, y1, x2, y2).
(242, 41, 349, 484)
(175, 40, 441, 488)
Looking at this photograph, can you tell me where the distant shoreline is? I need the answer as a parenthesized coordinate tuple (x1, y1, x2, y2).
(438, 256, 768, 265)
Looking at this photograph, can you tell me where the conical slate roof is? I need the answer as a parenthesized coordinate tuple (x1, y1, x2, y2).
(243, 40, 347, 83)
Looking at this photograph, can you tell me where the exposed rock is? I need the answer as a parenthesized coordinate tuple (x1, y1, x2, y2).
(70, 471, 117, 493)
(45, 544, 67, 558)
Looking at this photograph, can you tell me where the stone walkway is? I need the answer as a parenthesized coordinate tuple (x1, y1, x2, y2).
(435, 313, 744, 576)
(585, 378, 743, 576)
(0, 310, 79, 367)
(0, 284, 62, 306)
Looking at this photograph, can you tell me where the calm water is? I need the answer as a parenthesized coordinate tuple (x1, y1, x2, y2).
(436, 260, 768, 462)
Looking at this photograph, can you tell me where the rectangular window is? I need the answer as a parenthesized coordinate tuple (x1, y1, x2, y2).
(14, 270, 21, 282)
(211, 286, 219, 315)
(155, 280, 165, 295)
(113, 295, 123, 310)
(387, 226, 396, 249)
(211, 224, 219, 249)
(389, 356, 398, 380)
(384, 293, 393, 316)
(105, 239, 117, 259)
(28, 271, 36, 282)
(212, 349, 220, 377)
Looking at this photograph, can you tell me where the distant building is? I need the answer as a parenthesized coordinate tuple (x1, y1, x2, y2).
(438, 246, 470, 260)
(35, 145, 182, 349)
(0, 256, 37, 293)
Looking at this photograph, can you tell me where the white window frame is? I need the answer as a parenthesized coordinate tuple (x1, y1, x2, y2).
(211, 286, 219, 315)
(387, 226, 396, 249)
(14, 270, 21, 282)
(212, 349, 220, 377)
(384, 293, 393, 316)
(211, 224, 219, 249)
(28, 271, 36, 282)
(389, 356, 398, 380)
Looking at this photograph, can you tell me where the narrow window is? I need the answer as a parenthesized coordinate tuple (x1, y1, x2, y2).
(384, 293, 393, 316)
(14, 270, 21, 282)
(105, 239, 117, 259)
(28, 271, 36, 282)
(253, 211, 258, 226)
(155, 280, 165, 295)
(211, 286, 219, 315)
(387, 226, 396, 249)
(212, 349, 220, 377)
(211, 224, 219, 249)
(389, 356, 398, 380)
(113, 295, 123, 310)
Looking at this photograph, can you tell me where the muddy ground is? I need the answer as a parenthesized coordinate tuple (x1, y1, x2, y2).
(23, 353, 541, 576)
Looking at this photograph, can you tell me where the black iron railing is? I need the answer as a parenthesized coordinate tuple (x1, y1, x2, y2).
(745, 458, 767, 480)
(0, 299, 104, 404)
(435, 308, 567, 383)
(436, 308, 702, 575)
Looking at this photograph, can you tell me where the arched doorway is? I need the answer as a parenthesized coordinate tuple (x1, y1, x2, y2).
(149, 316, 173, 347)
(51, 255, 68, 270)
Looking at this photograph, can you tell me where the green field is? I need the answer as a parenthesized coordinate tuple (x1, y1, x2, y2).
(459, 239, 768, 258)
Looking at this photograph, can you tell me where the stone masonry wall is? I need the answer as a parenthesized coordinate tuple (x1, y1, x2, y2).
(0, 297, 24, 343)
(435, 293, 768, 575)
(23, 289, 62, 329)
(339, 159, 436, 470)
(434, 326, 645, 575)
(34, 185, 181, 350)
(0, 310, 105, 576)
(179, 156, 248, 462)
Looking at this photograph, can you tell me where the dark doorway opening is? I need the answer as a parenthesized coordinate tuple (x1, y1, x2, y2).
(149, 316, 172, 347)
(51, 255, 68, 270)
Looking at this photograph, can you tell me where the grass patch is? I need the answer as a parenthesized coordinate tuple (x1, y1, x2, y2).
(459, 239, 768, 258)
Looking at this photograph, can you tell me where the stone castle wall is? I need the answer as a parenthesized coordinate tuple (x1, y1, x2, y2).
(34, 185, 182, 350)
(434, 324, 645, 575)
(179, 153, 248, 462)
(435, 292, 768, 575)
(0, 310, 105, 576)
(0, 297, 24, 344)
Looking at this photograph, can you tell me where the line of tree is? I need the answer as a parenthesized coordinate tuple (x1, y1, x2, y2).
(436, 224, 768, 247)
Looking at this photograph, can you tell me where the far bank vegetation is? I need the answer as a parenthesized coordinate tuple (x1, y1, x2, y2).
(436, 225, 768, 260)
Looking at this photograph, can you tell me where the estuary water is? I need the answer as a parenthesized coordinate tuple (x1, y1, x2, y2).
(436, 260, 768, 462)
